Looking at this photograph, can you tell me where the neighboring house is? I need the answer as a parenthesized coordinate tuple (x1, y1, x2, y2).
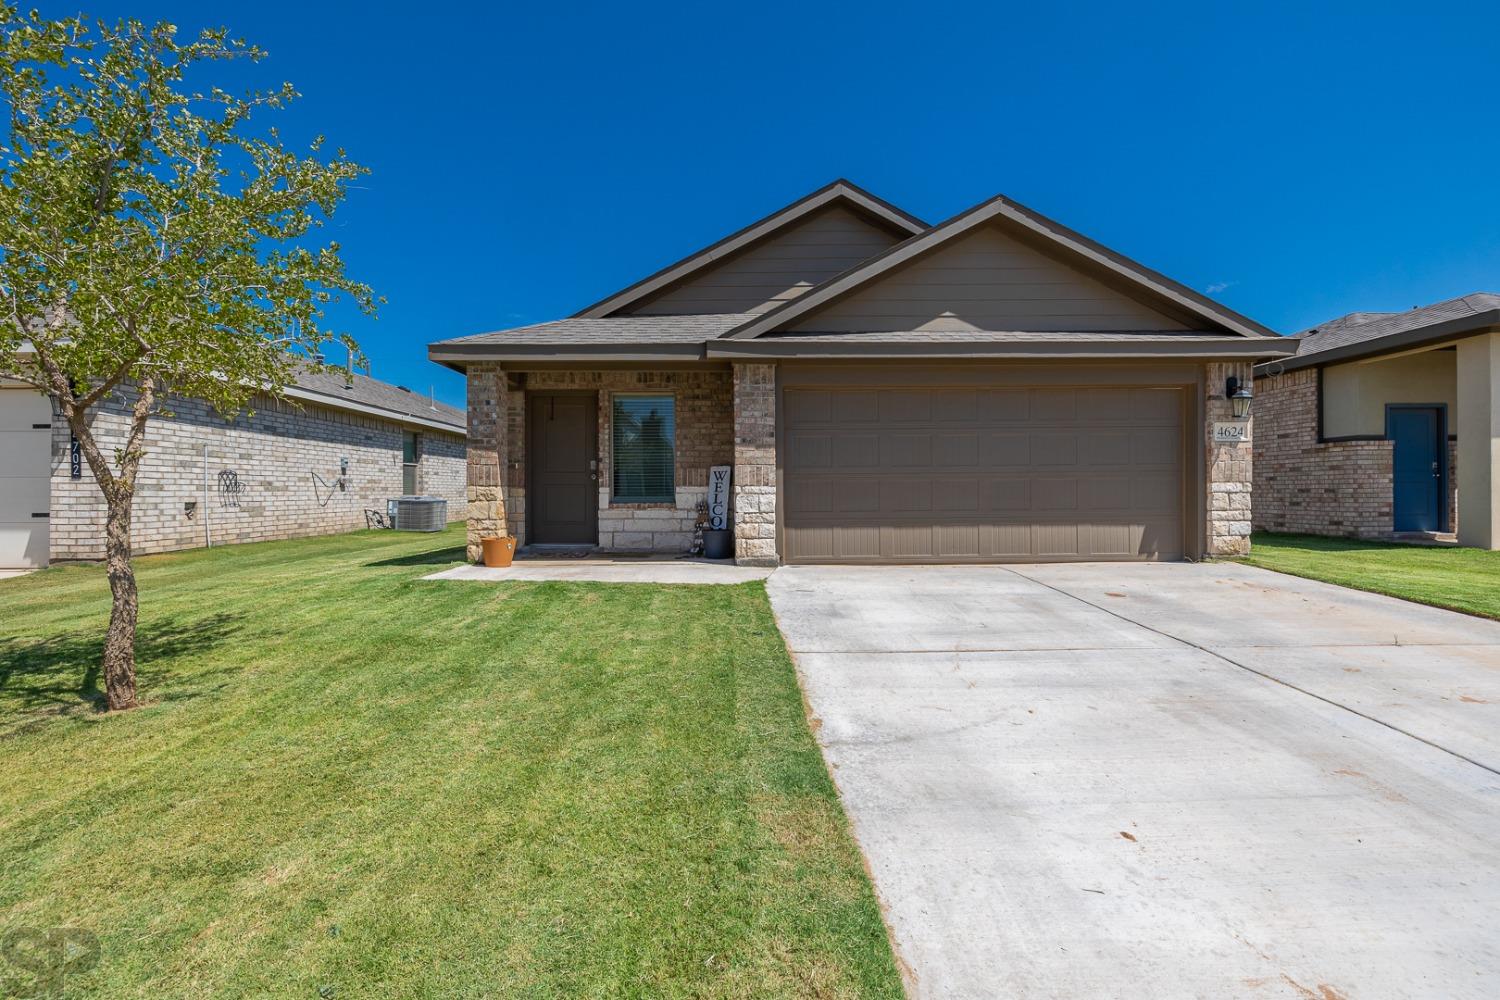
(1253, 293, 1500, 549)
(0, 365, 467, 569)
(430, 180, 1295, 566)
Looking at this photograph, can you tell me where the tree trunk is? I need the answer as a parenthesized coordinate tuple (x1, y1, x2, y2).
(102, 492, 139, 710)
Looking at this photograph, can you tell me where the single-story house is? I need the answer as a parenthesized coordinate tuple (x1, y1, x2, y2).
(1253, 293, 1500, 548)
(0, 364, 467, 569)
(430, 180, 1296, 566)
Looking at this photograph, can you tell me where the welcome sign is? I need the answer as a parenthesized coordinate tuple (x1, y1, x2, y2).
(707, 465, 731, 530)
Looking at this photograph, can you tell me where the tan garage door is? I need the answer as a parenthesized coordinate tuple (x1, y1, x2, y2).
(783, 384, 1184, 563)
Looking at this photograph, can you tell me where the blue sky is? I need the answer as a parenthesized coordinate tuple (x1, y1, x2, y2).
(49, 1, 1500, 407)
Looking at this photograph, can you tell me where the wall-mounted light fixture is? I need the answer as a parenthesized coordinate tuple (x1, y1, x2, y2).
(1226, 376, 1252, 419)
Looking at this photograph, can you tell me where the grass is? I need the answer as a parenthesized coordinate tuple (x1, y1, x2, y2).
(0, 526, 902, 999)
(1241, 532, 1500, 620)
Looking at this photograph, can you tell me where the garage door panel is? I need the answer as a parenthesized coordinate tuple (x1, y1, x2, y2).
(1035, 523, 1080, 556)
(887, 524, 933, 558)
(1032, 478, 1078, 511)
(833, 479, 880, 513)
(1132, 475, 1178, 512)
(837, 524, 881, 558)
(1131, 387, 1182, 423)
(786, 478, 833, 514)
(1085, 476, 1132, 510)
(884, 433, 931, 467)
(1031, 389, 1078, 422)
(979, 389, 1030, 422)
(1086, 433, 1133, 466)
(831, 391, 879, 423)
(1079, 388, 1132, 422)
(0, 523, 50, 566)
(934, 524, 980, 557)
(982, 522, 1033, 557)
(933, 432, 978, 467)
(789, 432, 832, 470)
(783, 383, 1185, 564)
(882, 480, 932, 512)
(1133, 428, 1180, 465)
(833, 434, 879, 468)
(986, 479, 1031, 511)
(981, 434, 1031, 466)
(932, 390, 978, 422)
(1088, 523, 1141, 557)
(1030, 434, 1078, 465)
(785, 390, 832, 423)
(933, 479, 979, 512)
(881, 389, 931, 422)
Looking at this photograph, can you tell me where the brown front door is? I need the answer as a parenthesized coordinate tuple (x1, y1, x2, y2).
(528, 392, 598, 544)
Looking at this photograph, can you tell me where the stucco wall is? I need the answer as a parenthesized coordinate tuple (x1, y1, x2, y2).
(1322, 349, 1457, 438)
(50, 388, 465, 560)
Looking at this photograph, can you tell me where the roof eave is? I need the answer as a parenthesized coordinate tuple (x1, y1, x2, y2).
(707, 338, 1299, 361)
(1254, 310, 1500, 375)
(281, 384, 466, 435)
(428, 342, 709, 365)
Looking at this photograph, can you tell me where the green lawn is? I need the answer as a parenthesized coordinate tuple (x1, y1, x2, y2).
(0, 526, 902, 999)
(1242, 532, 1500, 620)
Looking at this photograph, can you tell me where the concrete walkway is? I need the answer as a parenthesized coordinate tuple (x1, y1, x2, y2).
(768, 562, 1500, 1000)
(425, 557, 772, 584)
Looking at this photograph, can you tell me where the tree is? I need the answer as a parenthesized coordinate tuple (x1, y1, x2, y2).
(0, 9, 375, 710)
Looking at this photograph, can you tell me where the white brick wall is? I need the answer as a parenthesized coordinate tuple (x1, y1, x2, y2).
(49, 388, 466, 560)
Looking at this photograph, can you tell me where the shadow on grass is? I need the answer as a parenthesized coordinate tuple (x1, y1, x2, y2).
(0, 613, 243, 723)
(1253, 532, 1406, 553)
(365, 545, 468, 568)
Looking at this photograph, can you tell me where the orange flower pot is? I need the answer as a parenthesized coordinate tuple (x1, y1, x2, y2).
(481, 536, 517, 568)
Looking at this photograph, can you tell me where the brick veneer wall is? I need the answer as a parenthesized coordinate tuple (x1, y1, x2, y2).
(50, 388, 465, 560)
(1253, 368, 1395, 538)
(1205, 361, 1254, 556)
(464, 368, 734, 559)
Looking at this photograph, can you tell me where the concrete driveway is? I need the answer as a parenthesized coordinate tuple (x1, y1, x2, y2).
(767, 562, 1500, 1000)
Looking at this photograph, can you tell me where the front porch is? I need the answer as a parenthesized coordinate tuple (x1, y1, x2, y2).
(462, 363, 775, 566)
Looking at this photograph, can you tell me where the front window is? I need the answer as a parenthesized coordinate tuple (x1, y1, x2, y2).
(612, 395, 675, 503)
(402, 431, 420, 494)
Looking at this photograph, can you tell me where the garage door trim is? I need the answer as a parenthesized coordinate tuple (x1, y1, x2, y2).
(775, 362, 1205, 564)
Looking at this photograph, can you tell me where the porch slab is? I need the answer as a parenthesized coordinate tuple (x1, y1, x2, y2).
(424, 558, 773, 584)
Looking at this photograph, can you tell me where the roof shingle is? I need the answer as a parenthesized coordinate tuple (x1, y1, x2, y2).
(292, 362, 466, 431)
(1295, 293, 1500, 358)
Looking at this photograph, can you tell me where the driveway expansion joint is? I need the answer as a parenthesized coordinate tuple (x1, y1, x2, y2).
(1000, 565, 1500, 778)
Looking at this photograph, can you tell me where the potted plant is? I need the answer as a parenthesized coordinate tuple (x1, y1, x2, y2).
(481, 535, 517, 568)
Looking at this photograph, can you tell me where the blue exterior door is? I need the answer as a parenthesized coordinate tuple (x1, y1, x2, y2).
(1388, 406, 1444, 532)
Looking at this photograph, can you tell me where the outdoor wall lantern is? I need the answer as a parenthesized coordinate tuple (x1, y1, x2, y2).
(1226, 376, 1253, 419)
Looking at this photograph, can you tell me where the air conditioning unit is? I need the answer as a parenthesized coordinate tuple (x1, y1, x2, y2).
(388, 496, 447, 532)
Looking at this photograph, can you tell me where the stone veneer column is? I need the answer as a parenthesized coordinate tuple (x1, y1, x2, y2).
(1205, 360, 1253, 556)
(732, 362, 778, 566)
(465, 363, 508, 562)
